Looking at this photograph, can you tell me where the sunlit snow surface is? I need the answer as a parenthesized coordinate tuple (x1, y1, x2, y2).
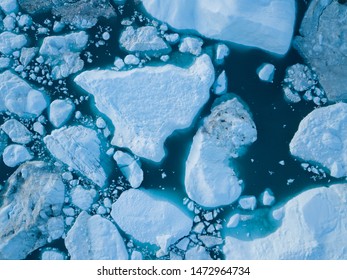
(0, 0, 346, 260)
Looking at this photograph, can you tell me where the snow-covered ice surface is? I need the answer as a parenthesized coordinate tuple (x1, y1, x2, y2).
(290, 103, 347, 178)
(140, 0, 296, 55)
(224, 184, 347, 259)
(44, 125, 109, 187)
(185, 97, 257, 208)
(0, 162, 65, 259)
(65, 211, 128, 260)
(111, 189, 193, 255)
(0, 0, 345, 261)
(75, 54, 214, 162)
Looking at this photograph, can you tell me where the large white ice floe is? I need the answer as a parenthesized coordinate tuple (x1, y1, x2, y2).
(0, 32, 27, 55)
(119, 26, 171, 55)
(185, 97, 257, 208)
(65, 211, 128, 260)
(75, 54, 214, 162)
(44, 125, 108, 187)
(140, 0, 296, 55)
(290, 103, 347, 178)
(111, 189, 193, 255)
(1, 119, 32, 144)
(0, 71, 49, 118)
(0, 161, 65, 259)
(39, 31, 89, 80)
(113, 150, 143, 188)
(224, 183, 347, 259)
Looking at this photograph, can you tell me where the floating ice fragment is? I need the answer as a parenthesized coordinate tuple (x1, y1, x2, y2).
(238, 196, 257, 210)
(3, 144, 33, 167)
(48, 99, 75, 128)
(1, 119, 32, 144)
(257, 63, 275, 83)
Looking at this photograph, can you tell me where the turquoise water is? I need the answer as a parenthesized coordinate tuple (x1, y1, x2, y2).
(0, 0, 344, 260)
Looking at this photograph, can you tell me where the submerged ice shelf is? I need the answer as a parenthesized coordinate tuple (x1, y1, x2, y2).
(0, 0, 346, 261)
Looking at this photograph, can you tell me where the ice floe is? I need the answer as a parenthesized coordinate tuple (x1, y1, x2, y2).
(213, 70, 227, 95)
(0, 162, 65, 259)
(260, 188, 275, 206)
(257, 63, 275, 83)
(3, 144, 33, 167)
(0, 0, 18, 14)
(185, 97, 257, 208)
(178, 36, 203, 56)
(0, 71, 49, 118)
(0, 31, 27, 55)
(65, 211, 128, 260)
(140, 0, 296, 55)
(44, 125, 109, 187)
(39, 31, 89, 80)
(113, 150, 143, 189)
(224, 184, 347, 259)
(48, 99, 75, 128)
(75, 54, 214, 162)
(1, 119, 32, 144)
(238, 196, 257, 210)
(185, 245, 212, 260)
(71, 185, 98, 211)
(290, 103, 347, 178)
(111, 189, 193, 255)
(119, 26, 171, 55)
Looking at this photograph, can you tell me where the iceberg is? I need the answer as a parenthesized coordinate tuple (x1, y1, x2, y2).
(75, 54, 214, 162)
(0, 71, 49, 118)
(65, 211, 128, 260)
(111, 189, 193, 254)
(185, 97, 257, 208)
(0, 162, 65, 259)
(44, 125, 109, 187)
(290, 103, 347, 178)
(39, 32, 89, 80)
(224, 184, 347, 259)
(140, 0, 296, 55)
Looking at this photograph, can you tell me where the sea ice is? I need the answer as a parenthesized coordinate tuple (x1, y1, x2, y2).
(140, 0, 296, 55)
(0, 132, 8, 156)
(226, 213, 240, 228)
(215, 43, 229, 64)
(19, 47, 38, 67)
(290, 103, 347, 178)
(0, 162, 65, 259)
(238, 196, 257, 210)
(224, 184, 347, 259)
(185, 97, 257, 208)
(75, 54, 214, 162)
(113, 151, 143, 189)
(44, 125, 109, 187)
(111, 189, 193, 254)
(39, 31, 89, 80)
(123, 54, 140, 65)
(0, 71, 49, 118)
(0, 57, 11, 69)
(48, 99, 75, 128)
(71, 185, 98, 211)
(41, 250, 65, 260)
(3, 144, 33, 167)
(65, 211, 128, 260)
(213, 70, 227, 95)
(257, 63, 275, 83)
(178, 36, 203, 56)
(0, 0, 18, 14)
(0, 32, 27, 55)
(260, 188, 275, 206)
(185, 246, 212, 260)
(1, 119, 32, 144)
(119, 26, 171, 55)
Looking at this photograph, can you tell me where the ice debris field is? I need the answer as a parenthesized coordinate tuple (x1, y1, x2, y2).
(0, 0, 346, 260)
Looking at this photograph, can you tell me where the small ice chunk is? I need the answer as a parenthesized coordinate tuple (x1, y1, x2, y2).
(53, 21, 65, 33)
(17, 14, 32, 28)
(49, 99, 75, 128)
(283, 87, 301, 103)
(113, 57, 125, 70)
(33, 122, 45, 136)
(215, 43, 229, 64)
(260, 188, 275, 206)
(226, 213, 240, 228)
(0, 0, 18, 14)
(213, 70, 227, 95)
(96, 117, 106, 129)
(113, 151, 143, 188)
(47, 216, 64, 240)
(185, 246, 212, 260)
(131, 251, 143, 260)
(41, 249, 65, 260)
(176, 237, 190, 251)
(102, 32, 110, 41)
(0, 57, 11, 69)
(3, 144, 33, 167)
(0, 32, 27, 55)
(164, 33, 180, 44)
(238, 196, 257, 210)
(71, 185, 98, 211)
(199, 235, 223, 248)
(3, 15, 16, 31)
(124, 54, 140, 65)
(257, 63, 275, 83)
(178, 36, 203, 56)
(20, 47, 38, 67)
(120, 26, 170, 55)
(1, 119, 32, 144)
